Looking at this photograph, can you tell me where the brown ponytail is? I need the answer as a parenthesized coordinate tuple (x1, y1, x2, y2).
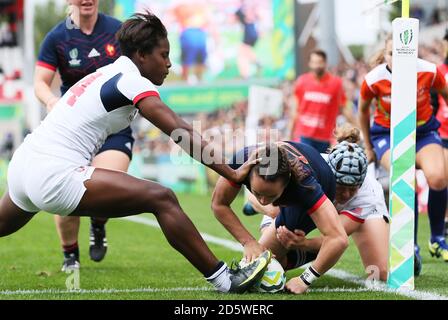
(368, 33, 392, 68)
(278, 143, 311, 184)
(334, 124, 361, 144)
(368, 49, 386, 68)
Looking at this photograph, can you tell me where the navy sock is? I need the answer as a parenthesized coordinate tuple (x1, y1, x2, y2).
(204, 261, 225, 278)
(428, 188, 447, 240)
(63, 242, 79, 260)
(415, 191, 419, 246)
(91, 218, 107, 229)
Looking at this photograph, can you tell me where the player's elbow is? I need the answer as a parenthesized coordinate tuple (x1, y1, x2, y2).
(211, 200, 225, 218)
(211, 189, 230, 213)
(210, 199, 218, 214)
(210, 191, 220, 213)
(339, 234, 349, 252)
(211, 199, 232, 223)
(33, 81, 42, 98)
(332, 233, 349, 254)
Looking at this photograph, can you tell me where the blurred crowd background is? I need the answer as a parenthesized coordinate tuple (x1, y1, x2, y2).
(1, 0, 448, 194)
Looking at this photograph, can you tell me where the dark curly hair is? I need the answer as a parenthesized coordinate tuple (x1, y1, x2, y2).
(250, 143, 310, 186)
(116, 11, 168, 57)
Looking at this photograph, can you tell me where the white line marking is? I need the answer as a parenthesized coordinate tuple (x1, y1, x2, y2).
(121, 216, 448, 300)
(0, 286, 407, 296)
(0, 287, 213, 296)
(325, 268, 448, 300)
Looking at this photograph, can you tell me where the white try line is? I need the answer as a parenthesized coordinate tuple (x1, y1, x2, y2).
(0, 287, 213, 296)
(121, 216, 448, 300)
(0, 286, 403, 296)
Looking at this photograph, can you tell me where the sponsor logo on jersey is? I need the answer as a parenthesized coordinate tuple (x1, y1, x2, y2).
(105, 44, 116, 57)
(303, 91, 331, 104)
(378, 139, 387, 149)
(68, 48, 81, 67)
(381, 95, 391, 103)
(88, 48, 101, 58)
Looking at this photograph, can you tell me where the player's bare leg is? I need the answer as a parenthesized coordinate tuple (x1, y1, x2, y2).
(443, 148, 448, 236)
(88, 149, 131, 262)
(72, 168, 270, 292)
(0, 192, 36, 237)
(54, 215, 81, 272)
(416, 144, 448, 261)
(352, 217, 389, 281)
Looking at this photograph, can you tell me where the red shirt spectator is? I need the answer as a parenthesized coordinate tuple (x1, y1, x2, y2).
(292, 71, 346, 142)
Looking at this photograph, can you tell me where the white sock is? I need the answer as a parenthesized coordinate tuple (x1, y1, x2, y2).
(205, 262, 231, 292)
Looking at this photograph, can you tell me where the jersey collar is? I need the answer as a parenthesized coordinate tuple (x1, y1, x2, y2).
(115, 56, 141, 74)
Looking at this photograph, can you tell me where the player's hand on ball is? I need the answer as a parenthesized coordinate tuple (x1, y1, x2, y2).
(285, 276, 309, 294)
(276, 226, 306, 250)
(243, 239, 266, 263)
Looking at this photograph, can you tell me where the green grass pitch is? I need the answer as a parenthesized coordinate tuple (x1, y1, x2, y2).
(0, 193, 447, 300)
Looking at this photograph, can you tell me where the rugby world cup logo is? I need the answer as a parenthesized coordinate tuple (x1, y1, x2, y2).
(400, 29, 413, 46)
(68, 48, 81, 67)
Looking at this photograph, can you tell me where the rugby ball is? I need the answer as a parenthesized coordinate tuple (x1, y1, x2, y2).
(241, 257, 286, 293)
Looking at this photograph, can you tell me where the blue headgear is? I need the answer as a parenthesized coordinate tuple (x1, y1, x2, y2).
(327, 141, 367, 186)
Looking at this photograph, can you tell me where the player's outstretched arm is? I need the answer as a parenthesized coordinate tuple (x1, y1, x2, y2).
(34, 66, 59, 111)
(137, 96, 257, 183)
(211, 177, 266, 262)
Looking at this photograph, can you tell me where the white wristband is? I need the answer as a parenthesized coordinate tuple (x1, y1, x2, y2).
(300, 265, 321, 286)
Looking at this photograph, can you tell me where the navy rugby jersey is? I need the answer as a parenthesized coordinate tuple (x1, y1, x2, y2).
(37, 13, 122, 95)
(228, 142, 336, 214)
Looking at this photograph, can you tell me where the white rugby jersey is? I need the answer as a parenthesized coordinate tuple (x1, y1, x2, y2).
(334, 174, 388, 222)
(321, 154, 388, 222)
(25, 56, 159, 164)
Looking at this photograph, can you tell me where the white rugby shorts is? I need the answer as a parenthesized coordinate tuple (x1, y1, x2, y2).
(7, 144, 95, 216)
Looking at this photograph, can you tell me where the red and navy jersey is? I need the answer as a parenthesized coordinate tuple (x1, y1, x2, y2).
(227, 142, 336, 214)
(36, 13, 122, 95)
